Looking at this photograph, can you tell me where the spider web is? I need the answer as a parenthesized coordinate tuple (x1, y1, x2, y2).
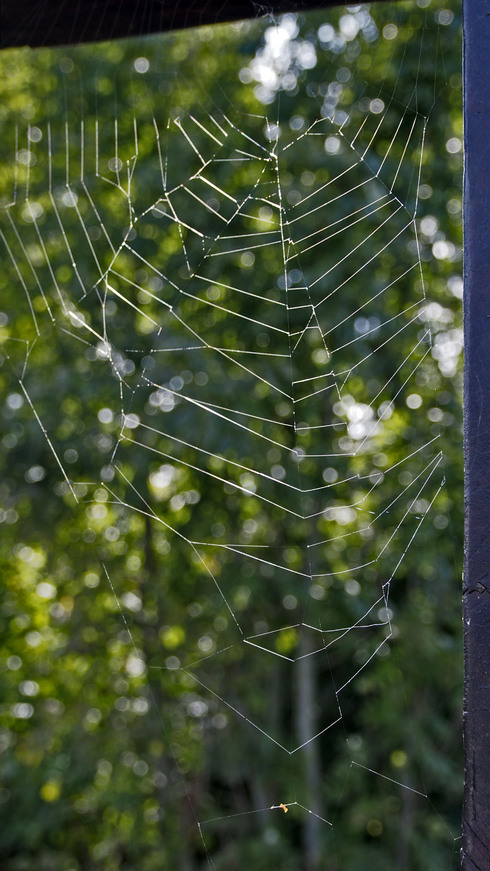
(0, 3, 462, 866)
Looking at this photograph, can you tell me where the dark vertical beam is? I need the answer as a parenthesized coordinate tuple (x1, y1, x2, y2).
(462, 0, 490, 868)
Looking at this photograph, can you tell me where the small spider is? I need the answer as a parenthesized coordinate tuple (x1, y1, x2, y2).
(279, 803, 288, 813)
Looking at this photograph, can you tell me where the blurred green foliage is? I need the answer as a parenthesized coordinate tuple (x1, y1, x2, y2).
(0, 1, 463, 869)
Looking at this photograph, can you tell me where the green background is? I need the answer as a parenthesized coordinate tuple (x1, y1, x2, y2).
(0, 1, 463, 868)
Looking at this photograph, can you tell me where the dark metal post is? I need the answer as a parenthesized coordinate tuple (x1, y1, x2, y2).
(462, 0, 490, 867)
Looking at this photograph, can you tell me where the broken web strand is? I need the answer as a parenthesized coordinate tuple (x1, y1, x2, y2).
(0, 1, 463, 867)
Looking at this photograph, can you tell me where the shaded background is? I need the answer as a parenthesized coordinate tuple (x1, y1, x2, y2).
(0, 1, 463, 868)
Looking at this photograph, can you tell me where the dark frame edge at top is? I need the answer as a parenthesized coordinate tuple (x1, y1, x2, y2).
(0, 0, 393, 49)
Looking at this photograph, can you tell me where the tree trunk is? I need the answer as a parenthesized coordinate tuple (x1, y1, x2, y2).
(295, 632, 322, 871)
